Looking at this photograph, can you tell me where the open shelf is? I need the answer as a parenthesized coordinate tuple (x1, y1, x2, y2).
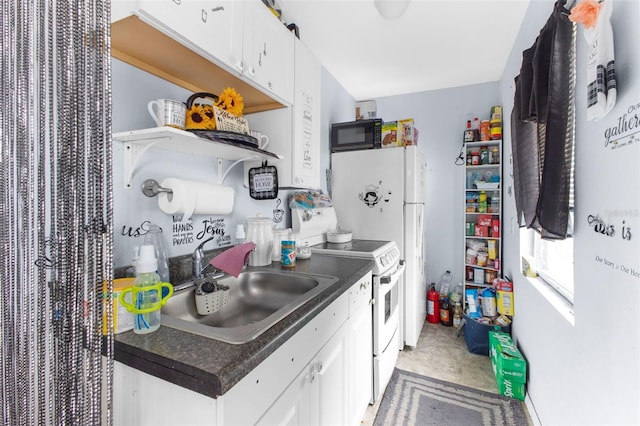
(114, 127, 281, 188)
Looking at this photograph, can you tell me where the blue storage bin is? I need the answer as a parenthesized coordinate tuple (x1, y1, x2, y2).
(462, 314, 511, 356)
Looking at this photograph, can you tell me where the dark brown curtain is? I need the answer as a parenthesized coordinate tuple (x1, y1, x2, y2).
(511, 0, 576, 240)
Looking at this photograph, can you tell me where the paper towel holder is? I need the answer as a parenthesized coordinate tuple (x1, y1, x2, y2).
(142, 179, 173, 197)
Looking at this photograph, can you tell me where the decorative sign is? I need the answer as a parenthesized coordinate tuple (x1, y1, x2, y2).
(171, 216, 195, 246)
(196, 217, 230, 246)
(594, 255, 640, 279)
(603, 101, 640, 150)
(587, 213, 632, 240)
(213, 106, 250, 134)
(121, 220, 154, 238)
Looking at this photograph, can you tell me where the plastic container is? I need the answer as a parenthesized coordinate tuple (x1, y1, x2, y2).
(482, 288, 497, 317)
(142, 223, 170, 283)
(235, 223, 246, 245)
(440, 297, 452, 326)
(120, 245, 174, 334)
(437, 270, 453, 300)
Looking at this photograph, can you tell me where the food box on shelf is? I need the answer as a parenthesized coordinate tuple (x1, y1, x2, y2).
(492, 219, 501, 238)
(477, 214, 493, 226)
(381, 122, 401, 147)
(474, 225, 489, 238)
(398, 118, 416, 146)
(356, 100, 377, 120)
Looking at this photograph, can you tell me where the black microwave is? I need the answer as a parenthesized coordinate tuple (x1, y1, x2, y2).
(330, 118, 382, 153)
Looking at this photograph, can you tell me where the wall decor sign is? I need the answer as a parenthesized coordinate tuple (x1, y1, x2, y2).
(603, 101, 640, 149)
(196, 217, 230, 246)
(171, 215, 195, 246)
(121, 220, 155, 238)
(594, 255, 640, 279)
(587, 213, 632, 240)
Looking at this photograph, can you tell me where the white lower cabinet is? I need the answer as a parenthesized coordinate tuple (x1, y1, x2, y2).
(258, 327, 348, 426)
(112, 272, 373, 426)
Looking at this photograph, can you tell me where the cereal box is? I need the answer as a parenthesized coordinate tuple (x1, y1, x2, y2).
(381, 122, 401, 148)
(398, 118, 415, 146)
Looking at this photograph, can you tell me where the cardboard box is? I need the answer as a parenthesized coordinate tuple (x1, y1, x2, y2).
(398, 118, 415, 146)
(492, 219, 501, 238)
(102, 278, 135, 335)
(496, 280, 514, 316)
(474, 225, 489, 237)
(489, 332, 527, 381)
(489, 331, 527, 400)
(477, 214, 493, 227)
(381, 122, 401, 147)
(356, 100, 377, 120)
(493, 368, 526, 401)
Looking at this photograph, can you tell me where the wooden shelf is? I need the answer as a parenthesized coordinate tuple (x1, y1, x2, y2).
(114, 127, 281, 188)
(111, 15, 284, 115)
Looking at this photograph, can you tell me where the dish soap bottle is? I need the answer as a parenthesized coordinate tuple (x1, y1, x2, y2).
(133, 245, 163, 334)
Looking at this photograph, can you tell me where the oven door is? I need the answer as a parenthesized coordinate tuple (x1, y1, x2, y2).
(373, 261, 405, 356)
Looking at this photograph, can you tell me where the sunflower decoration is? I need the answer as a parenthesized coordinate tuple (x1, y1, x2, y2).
(215, 87, 244, 117)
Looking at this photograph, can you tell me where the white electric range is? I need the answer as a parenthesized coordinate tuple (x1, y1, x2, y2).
(293, 208, 405, 403)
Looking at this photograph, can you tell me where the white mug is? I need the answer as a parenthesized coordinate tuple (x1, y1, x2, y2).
(250, 130, 269, 150)
(148, 99, 186, 129)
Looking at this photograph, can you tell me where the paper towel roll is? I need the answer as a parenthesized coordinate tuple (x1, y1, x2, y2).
(157, 178, 234, 221)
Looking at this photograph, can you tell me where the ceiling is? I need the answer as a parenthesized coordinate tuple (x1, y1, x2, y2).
(278, 0, 531, 100)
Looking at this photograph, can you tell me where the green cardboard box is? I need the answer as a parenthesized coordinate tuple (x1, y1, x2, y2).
(492, 365, 526, 401)
(489, 331, 527, 382)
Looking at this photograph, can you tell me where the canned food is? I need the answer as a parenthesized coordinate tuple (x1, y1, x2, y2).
(490, 119, 502, 140)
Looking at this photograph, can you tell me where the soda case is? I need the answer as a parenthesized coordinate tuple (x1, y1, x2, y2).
(489, 331, 527, 401)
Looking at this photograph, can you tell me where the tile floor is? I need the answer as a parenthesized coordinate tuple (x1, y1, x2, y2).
(362, 321, 530, 425)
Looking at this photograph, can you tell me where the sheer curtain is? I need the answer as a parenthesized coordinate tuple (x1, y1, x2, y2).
(511, 0, 576, 240)
(1, 1, 114, 424)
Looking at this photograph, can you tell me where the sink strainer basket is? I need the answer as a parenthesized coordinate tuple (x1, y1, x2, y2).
(195, 283, 230, 315)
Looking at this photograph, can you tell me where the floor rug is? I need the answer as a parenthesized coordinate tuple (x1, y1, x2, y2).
(373, 368, 529, 426)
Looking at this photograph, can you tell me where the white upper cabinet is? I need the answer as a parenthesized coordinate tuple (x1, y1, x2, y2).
(241, 0, 294, 105)
(244, 38, 322, 189)
(111, 0, 291, 114)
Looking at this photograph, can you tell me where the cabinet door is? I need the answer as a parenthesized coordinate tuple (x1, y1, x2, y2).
(291, 38, 322, 189)
(242, 0, 294, 104)
(137, 0, 242, 72)
(312, 327, 348, 426)
(257, 364, 312, 426)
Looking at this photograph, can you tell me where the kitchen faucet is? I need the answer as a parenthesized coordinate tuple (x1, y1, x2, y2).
(192, 237, 218, 280)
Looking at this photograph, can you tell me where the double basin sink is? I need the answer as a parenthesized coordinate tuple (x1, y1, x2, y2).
(161, 269, 339, 344)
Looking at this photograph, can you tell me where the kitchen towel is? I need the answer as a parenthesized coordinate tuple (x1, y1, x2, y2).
(157, 177, 234, 222)
(209, 242, 256, 277)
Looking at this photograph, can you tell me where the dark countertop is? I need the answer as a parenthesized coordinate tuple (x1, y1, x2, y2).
(114, 254, 373, 399)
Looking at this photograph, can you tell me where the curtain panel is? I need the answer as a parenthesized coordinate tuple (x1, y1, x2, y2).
(511, 0, 576, 240)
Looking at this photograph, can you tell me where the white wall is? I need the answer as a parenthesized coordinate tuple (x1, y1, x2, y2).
(497, 1, 640, 425)
(374, 86, 499, 287)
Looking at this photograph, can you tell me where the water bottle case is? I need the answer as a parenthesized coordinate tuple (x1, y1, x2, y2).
(195, 285, 230, 315)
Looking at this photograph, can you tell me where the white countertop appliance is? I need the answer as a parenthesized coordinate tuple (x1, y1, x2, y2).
(330, 145, 427, 348)
(292, 207, 404, 404)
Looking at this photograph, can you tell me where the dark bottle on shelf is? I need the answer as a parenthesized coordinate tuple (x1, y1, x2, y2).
(440, 297, 452, 326)
(464, 120, 474, 143)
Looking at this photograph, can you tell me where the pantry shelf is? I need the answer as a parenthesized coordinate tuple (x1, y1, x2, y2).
(463, 135, 503, 310)
(114, 126, 281, 188)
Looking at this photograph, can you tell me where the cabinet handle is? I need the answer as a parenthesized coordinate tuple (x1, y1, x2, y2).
(369, 298, 375, 305)
(316, 361, 323, 372)
(201, 9, 207, 23)
(310, 367, 315, 383)
(236, 61, 244, 72)
(248, 66, 255, 77)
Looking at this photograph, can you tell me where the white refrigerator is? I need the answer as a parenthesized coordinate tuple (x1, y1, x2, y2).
(331, 145, 427, 347)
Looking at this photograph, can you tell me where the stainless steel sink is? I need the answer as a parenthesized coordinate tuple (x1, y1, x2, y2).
(161, 269, 339, 344)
